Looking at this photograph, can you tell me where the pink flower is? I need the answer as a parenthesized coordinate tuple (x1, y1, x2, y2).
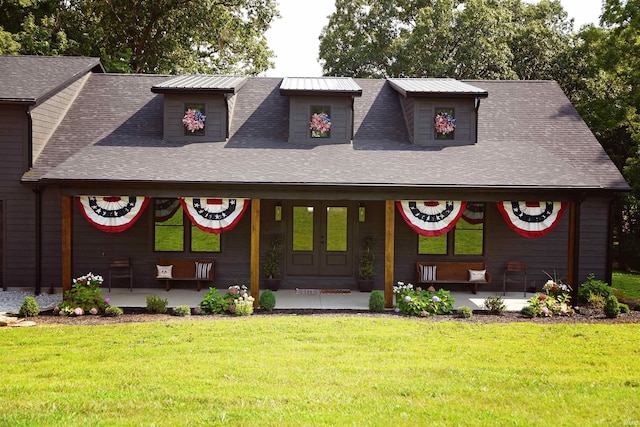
(229, 287, 239, 295)
(432, 295, 441, 303)
(183, 109, 206, 133)
(105, 298, 110, 304)
(541, 307, 549, 316)
(89, 308, 98, 315)
(420, 311, 428, 317)
(309, 113, 331, 133)
(74, 307, 84, 316)
(404, 296, 412, 302)
(427, 286, 436, 292)
(434, 112, 456, 134)
(416, 287, 422, 292)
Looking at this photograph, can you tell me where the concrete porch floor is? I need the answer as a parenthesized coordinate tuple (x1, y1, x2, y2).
(101, 288, 534, 312)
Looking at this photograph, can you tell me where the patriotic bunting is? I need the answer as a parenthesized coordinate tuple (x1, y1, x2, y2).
(496, 201, 567, 238)
(180, 198, 249, 234)
(76, 196, 150, 233)
(396, 200, 467, 237)
(462, 203, 485, 224)
(154, 198, 181, 222)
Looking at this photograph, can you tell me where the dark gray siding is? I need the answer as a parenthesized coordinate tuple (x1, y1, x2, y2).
(414, 97, 476, 146)
(398, 96, 415, 143)
(0, 105, 36, 287)
(578, 196, 611, 283)
(288, 95, 352, 144)
(163, 94, 226, 142)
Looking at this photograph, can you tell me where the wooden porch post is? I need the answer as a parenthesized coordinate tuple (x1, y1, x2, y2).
(62, 195, 73, 292)
(250, 199, 261, 306)
(567, 200, 580, 301)
(385, 200, 395, 308)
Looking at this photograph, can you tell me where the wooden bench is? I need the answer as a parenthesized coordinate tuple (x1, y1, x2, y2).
(416, 261, 491, 294)
(155, 259, 214, 291)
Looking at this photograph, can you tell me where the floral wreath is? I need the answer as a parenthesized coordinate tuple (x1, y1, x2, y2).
(309, 112, 331, 134)
(183, 108, 206, 133)
(434, 111, 456, 135)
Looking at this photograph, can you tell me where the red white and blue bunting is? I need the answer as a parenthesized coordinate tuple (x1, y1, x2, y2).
(180, 198, 250, 234)
(154, 198, 181, 222)
(396, 200, 467, 237)
(462, 202, 485, 224)
(496, 201, 567, 238)
(76, 196, 150, 233)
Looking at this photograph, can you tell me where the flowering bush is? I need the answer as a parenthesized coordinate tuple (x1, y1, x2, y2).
(434, 112, 456, 135)
(56, 272, 109, 316)
(199, 284, 254, 315)
(309, 112, 331, 137)
(393, 281, 454, 316)
(183, 108, 206, 133)
(525, 274, 574, 317)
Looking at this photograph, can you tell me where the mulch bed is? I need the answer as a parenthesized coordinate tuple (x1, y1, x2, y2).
(27, 306, 640, 327)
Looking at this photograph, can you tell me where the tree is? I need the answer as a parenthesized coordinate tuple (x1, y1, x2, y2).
(319, 0, 576, 82)
(0, 0, 279, 75)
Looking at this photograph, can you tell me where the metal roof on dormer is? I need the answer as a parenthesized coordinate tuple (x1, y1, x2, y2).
(387, 78, 488, 98)
(151, 75, 248, 94)
(279, 77, 363, 96)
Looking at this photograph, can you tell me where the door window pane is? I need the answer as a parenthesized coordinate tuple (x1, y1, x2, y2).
(326, 206, 347, 251)
(154, 205, 184, 251)
(454, 220, 484, 255)
(293, 206, 314, 251)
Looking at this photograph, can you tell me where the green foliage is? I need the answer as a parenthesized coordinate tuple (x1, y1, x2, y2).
(263, 235, 281, 279)
(457, 306, 473, 319)
(58, 273, 109, 314)
(588, 293, 606, 309)
(612, 271, 640, 300)
(199, 285, 254, 315)
(368, 290, 385, 313)
(104, 306, 123, 317)
(146, 295, 168, 314)
(619, 303, 630, 314)
(19, 296, 40, 318)
(259, 289, 276, 311)
(0, 0, 279, 74)
(604, 295, 621, 318)
(520, 306, 536, 318)
(483, 296, 507, 315)
(199, 287, 224, 314)
(358, 236, 375, 280)
(393, 283, 454, 316)
(172, 305, 191, 317)
(579, 273, 612, 302)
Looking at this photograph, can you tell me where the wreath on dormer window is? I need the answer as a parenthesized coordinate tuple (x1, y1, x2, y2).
(309, 112, 331, 137)
(434, 111, 456, 135)
(183, 108, 206, 133)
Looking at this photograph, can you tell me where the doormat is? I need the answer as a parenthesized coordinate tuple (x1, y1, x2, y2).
(295, 288, 352, 295)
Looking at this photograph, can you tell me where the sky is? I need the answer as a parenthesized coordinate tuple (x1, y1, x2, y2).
(263, 0, 604, 77)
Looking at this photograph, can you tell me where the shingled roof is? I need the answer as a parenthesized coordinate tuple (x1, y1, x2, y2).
(0, 56, 103, 105)
(21, 63, 628, 194)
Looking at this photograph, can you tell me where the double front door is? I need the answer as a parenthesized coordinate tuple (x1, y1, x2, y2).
(286, 201, 355, 276)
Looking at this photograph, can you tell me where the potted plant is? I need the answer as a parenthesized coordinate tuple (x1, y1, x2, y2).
(263, 234, 282, 291)
(358, 235, 376, 292)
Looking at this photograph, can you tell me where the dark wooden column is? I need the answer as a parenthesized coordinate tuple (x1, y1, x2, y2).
(385, 200, 395, 308)
(62, 195, 73, 292)
(567, 200, 581, 301)
(250, 199, 260, 306)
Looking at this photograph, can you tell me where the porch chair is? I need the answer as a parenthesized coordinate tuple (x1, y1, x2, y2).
(503, 261, 527, 297)
(108, 258, 133, 292)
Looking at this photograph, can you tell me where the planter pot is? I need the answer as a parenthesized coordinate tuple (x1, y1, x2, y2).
(263, 278, 281, 291)
(358, 279, 374, 292)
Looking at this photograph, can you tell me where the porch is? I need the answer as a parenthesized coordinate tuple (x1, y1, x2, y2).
(100, 288, 534, 312)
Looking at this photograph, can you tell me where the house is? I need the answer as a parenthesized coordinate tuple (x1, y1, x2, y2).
(0, 56, 629, 306)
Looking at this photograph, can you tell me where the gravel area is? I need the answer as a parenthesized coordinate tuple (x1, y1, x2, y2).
(0, 290, 62, 314)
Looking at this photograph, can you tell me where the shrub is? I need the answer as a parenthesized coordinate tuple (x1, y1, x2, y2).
(579, 273, 612, 302)
(19, 296, 40, 317)
(104, 306, 123, 317)
(483, 296, 506, 315)
(368, 290, 385, 313)
(57, 272, 109, 314)
(393, 282, 454, 316)
(457, 306, 473, 318)
(619, 303, 630, 314)
(172, 305, 191, 316)
(520, 305, 536, 318)
(200, 287, 224, 314)
(588, 293, 606, 309)
(604, 295, 620, 318)
(146, 295, 168, 314)
(259, 289, 276, 311)
(199, 285, 253, 315)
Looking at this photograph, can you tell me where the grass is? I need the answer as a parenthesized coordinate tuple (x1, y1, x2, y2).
(612, 270, 640, 300)
(1, 318, 639, 426)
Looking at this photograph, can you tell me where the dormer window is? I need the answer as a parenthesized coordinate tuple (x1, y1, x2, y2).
(388, 78, 488, 147)
(280, 77, 362, 144)
(152, 75, 248, 142)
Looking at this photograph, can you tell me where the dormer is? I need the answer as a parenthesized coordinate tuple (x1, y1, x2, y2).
(151, 75, 248, 142)
(279, 77, 362, 144)
(388, 78, 488, 147)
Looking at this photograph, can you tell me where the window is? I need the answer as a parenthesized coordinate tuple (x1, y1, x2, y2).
(183, 103, 206, 136)
(309, 105, 331, 138)
(154, 200, 220, 252)
(434, 107, 455, 140)
(418, 203, 484, 255)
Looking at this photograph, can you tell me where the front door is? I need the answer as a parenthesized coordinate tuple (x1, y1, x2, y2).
(286, 201, 355, 276)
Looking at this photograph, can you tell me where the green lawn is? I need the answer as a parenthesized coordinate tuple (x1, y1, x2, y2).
(2, 318, 639, 426)
(612, 270, 640, 300)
